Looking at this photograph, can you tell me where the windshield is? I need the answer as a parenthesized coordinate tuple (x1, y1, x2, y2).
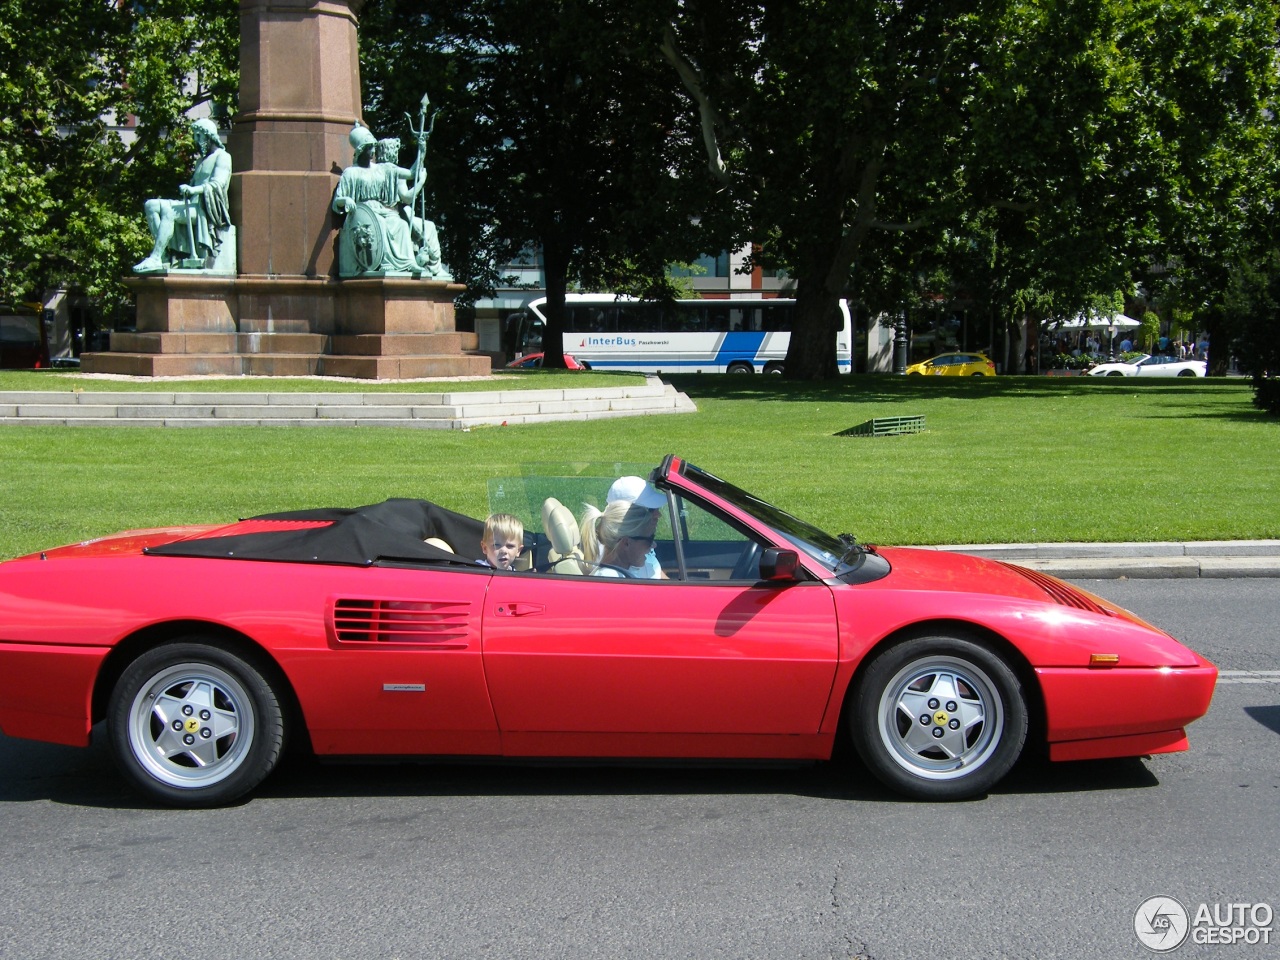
(679, 462, 864, 575)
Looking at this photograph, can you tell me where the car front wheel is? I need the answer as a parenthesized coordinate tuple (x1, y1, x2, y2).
(108, 641, 285, 807)
(851, 634, 1027, 800)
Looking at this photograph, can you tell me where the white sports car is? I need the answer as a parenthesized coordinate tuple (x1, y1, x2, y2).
(1087, 354, 1207, 377)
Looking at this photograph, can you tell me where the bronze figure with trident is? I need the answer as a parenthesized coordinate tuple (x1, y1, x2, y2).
(400, 92, 447, 277)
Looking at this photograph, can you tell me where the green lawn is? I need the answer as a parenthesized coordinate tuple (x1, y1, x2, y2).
(1, 373, 1275, 560)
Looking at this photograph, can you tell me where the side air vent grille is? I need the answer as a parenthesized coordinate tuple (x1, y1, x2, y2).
(331, 598, 471, 645)
(996, 563, 1114, 616)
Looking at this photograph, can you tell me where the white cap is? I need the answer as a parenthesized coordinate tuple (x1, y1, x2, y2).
(607, 475, 665, 510)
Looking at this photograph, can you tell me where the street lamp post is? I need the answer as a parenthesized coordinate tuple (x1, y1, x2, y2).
(893, 313, 909, 374)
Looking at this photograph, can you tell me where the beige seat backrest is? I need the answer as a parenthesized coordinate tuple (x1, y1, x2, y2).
(542, 497, 587, 575)
(423, 536, 454, 554)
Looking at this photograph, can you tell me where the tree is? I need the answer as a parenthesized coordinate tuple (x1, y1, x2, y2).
(1224, 250, 1280, 415)
(359, 0, 721, 367)
(664, 0, 1280, 379)
(0, 0, 237, 313)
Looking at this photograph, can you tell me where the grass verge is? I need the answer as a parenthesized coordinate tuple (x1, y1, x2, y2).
(1, 374, 1275, 559)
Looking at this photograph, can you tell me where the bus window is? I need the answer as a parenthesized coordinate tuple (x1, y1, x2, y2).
(728, 307, 763, 332)
(702, 305, 729, 333)
(672, 304, 710, 333)
(617, 304, 658, 333)
(761, 304, 790, 332)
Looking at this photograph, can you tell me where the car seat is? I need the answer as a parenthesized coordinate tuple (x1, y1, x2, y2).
(542, 497, 587, 575)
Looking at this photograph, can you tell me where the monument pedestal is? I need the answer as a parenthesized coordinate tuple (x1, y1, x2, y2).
(82, 275, 491, 378)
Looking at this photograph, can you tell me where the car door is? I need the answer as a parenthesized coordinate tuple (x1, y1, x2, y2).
(1135, 356, 1172, 376)
(290, 564, 502, 756)
(480, 499, 839, 756)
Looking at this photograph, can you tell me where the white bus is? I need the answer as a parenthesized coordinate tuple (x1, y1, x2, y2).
(514, 294, 853, 374)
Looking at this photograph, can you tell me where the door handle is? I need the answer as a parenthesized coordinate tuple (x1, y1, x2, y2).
(496, 602, 545, 617)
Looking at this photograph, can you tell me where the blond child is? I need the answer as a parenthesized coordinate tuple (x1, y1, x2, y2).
(480, 513, 524, 570)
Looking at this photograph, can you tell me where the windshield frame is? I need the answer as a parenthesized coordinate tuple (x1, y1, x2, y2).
(676, 462, 864, 577)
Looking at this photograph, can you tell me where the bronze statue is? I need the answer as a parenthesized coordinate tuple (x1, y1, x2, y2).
(134, 118, 234, 274)
(331, 95, 448, 279)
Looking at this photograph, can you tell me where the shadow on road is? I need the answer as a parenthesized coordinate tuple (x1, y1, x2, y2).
(2, 730, 1163, 809)
(1244, 704, 1280, 737)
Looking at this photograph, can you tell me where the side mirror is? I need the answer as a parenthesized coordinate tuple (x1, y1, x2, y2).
(759, 548, 800, 581)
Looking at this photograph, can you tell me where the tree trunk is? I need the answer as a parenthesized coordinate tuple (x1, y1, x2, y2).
(1202, 313, 1230, 376)
(540, 243, 569, 369)
(785, 281, 843, 379)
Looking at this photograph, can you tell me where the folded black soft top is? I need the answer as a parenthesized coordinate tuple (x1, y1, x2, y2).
(145, 498, 486, 567)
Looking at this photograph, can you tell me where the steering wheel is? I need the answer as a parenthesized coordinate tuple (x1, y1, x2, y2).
(729, 541, 762, 581)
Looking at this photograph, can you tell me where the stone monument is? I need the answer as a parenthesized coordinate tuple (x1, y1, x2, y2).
(83, 0, 491, 379)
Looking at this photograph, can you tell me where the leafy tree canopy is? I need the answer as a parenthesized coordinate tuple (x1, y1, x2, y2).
(664, 0, 1280, 378)
(0, 0, 236, 314)
(360, 0, 724, 366)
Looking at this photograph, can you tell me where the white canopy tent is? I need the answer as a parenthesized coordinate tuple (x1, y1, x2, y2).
(1045, 313, 1140, 331)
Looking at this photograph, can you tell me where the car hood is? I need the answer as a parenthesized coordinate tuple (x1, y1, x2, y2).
(873, 546, 1143, 619)
(856, 546, 1204, 668)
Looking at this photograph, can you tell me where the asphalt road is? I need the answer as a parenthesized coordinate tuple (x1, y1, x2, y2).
(1, 578, 1276, 960)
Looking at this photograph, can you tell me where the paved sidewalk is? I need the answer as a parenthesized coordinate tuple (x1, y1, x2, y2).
(924, 540, 1280, 579)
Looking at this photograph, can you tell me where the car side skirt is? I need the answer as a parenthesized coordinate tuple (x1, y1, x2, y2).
(499, 731, 834, 760)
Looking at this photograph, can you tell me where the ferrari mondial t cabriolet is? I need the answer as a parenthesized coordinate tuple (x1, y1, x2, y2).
(0, 456, 1216, 807)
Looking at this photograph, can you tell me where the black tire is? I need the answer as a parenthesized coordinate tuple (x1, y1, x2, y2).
(1107, 371, 1124, 377)
(850, 634, 1027, 800)
(1177, 369, 1195, 377)
(763, 363, 785, 375)
(726, 362, 754, 374)
(107, 641, 285, 807)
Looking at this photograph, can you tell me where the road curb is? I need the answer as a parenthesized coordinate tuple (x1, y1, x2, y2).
(924, 541, 1280, 579)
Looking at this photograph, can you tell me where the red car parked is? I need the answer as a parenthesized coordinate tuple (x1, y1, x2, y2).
(504, 352, 589, 370)
(0, 456, 1216, 806)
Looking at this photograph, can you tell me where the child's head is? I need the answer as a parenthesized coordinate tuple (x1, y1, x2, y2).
(481, 513, 524, 570)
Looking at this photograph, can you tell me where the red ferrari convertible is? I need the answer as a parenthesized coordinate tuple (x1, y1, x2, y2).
(0, 456, 1216, 807)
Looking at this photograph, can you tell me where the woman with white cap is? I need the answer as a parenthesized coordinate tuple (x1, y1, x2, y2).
(580, 476, 668, 578)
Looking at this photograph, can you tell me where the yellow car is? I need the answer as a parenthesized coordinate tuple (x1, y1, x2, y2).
(905, 352, 996, 376)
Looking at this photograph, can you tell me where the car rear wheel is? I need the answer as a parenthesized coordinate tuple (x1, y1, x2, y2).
(1177, 369, 1196, 377)
(851, 634, 1027, 800)
(108, 641, 285, 807)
